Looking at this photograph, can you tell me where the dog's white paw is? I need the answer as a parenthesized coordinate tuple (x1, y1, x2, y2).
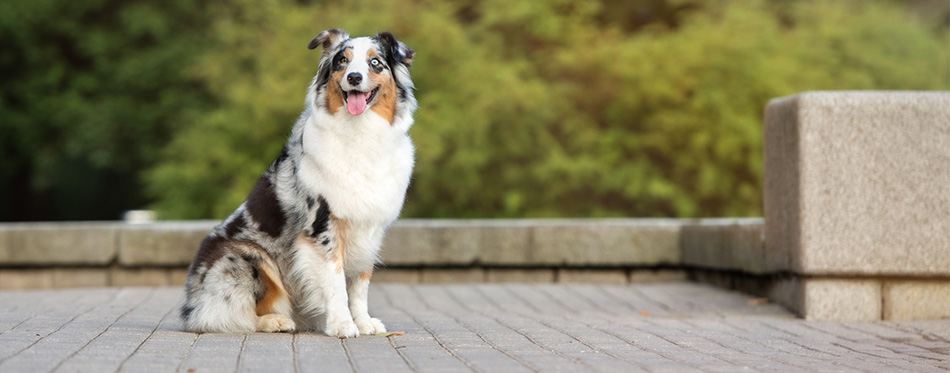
(325, 319, 360, 338)
(355, 317, 386, 335)
(257, 314, 296, 333)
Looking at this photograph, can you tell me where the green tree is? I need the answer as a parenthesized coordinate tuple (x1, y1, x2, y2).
(0, 0, 215, 220)
(146, 0, 948, 220)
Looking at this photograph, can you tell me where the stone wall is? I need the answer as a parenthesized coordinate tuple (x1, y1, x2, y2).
(0, 219, 696, 289)
(762, 91, 949, 321)
(1, 91, 947, 322)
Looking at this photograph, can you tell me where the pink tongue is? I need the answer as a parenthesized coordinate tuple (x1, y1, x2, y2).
(346, 91, 367, 115)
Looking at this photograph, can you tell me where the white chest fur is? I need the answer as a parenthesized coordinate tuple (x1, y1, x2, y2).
(299, 110, 414, 226)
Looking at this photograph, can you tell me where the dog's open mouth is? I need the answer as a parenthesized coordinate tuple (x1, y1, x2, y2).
(342, 86, 379, 116)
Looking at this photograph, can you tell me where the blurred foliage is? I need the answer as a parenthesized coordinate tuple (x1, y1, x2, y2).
(0, 0, 215, 220)
(2, 0, 947, 221)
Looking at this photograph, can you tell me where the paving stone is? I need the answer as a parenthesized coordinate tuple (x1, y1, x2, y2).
(179, 333, 246, 372)
(0, 289, 115, 362)
(380, 284, 531, 372)
(459, 285, 645, 371)
(0, 284, 947, 372)
(54, 288, 180, 372)
(367, 290, 472, 373)
(294, 334, 354, 372)
(119, 292, 197, 373)
(238, 333, 296, 373)
(0, 288, 144, 372)
(345, 334, 413, 372)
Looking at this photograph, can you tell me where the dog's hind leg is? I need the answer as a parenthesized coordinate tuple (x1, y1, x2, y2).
(182, 239, 294, 333)
(253, 258, 295, 332)
(181, 241, 261, 333)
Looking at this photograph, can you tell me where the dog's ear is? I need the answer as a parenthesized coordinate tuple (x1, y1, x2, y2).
(308, 29, 349, 56)
(376, 31, 415, 67)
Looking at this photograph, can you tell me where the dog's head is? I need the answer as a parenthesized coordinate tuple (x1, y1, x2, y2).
(308, 29, 416, 124)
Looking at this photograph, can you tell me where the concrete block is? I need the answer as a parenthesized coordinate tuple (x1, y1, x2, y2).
(689, 270, 736, 290)
(485, 269, 555, 283)
(629, 269, 687, 283)
(557, 269, 628, 284)
(765, 91, 950, 276)
(382, 220, 489, 265)
(383, 219, 682, 267)
(531, 219, 681, 266)
(381, 220, 533, 266)
(0, 222, 119, 266)
(420, 268, 484, 283)
(169, 268, 190, 286)
(680, 218, 765, 273)
(118, 221, 216, 266)
(883, 281, 950, 320)
(371, 268, 422, 283)
(111, 268, 173, 287)
(477, 224, 534, 265)
(0, 269, 54, 290)
(51, 268, 109, 288)
(772, 278, 882, 321)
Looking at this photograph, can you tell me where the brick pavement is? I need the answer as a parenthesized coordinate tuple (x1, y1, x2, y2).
(0, 283, 946, 372)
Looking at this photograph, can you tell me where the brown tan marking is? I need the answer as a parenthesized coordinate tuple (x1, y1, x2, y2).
(358, 269, 372, 282)
(323, 49, 354, 115)
(254, 261, 289, 316)
(366, 50, 398, 124)
(235, 245, 289, 316)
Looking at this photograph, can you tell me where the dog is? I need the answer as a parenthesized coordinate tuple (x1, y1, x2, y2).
(180, 29, 416, 338)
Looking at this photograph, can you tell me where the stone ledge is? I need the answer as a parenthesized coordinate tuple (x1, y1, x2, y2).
(0, 267, 684, 289)
(382, 219, 683, 266)
(1, 216, 945, 321)
(118, 221, 217, 266)
(679, 218, 766, 274)
(0, 219, 688, 268)
(0, 222, 120, 266)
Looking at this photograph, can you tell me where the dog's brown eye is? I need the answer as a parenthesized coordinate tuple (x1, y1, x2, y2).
(341, 57, 348, 63)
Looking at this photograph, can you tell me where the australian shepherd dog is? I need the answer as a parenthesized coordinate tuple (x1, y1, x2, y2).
(180, 29, 416, 338)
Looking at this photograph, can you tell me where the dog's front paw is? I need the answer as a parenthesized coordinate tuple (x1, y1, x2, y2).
(355, 317, 386, 335)
(257, 314, 296, 333)
(325, 319, 359, 338)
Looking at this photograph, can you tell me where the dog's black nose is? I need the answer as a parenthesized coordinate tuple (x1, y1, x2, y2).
(347, 72, 362, 86)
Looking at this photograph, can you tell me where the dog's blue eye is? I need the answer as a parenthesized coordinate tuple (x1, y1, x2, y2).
(371, 59, 380, 66)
